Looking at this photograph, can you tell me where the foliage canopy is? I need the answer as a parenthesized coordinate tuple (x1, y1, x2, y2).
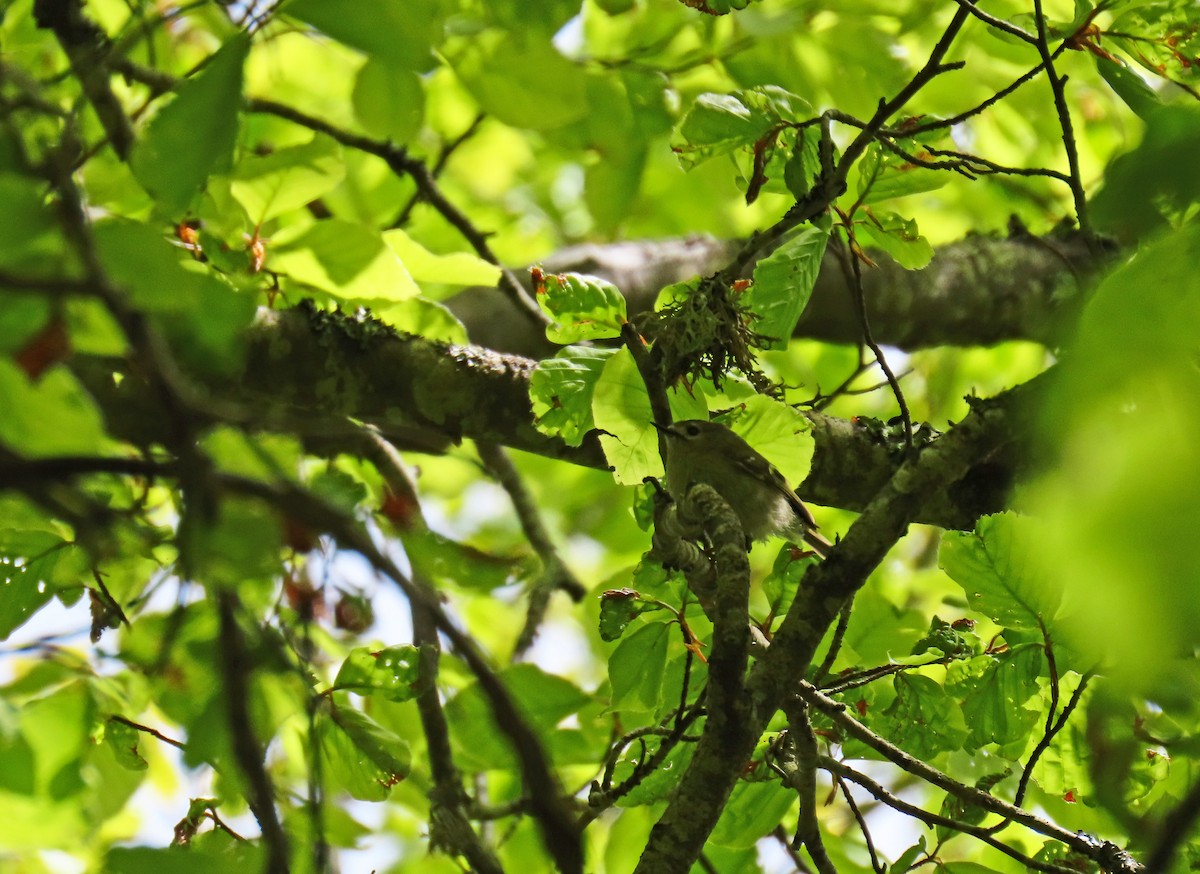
(2, 1, 1200, 873)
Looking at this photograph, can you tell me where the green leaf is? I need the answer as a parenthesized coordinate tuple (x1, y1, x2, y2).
(270, 220, 419, 302)
(92, 220, 255, 373)
(103, 718, 149, 771)
(382, 229, 500, 289)
(445, 664, 590, 771)
(131, 34, 249, 214)
(709, 781, 794, 848)
(451, 31, 589, 130)
(613, 742, 693, 807)
(591, 349, 659, 485)
(856, 143, 950, 204)
(761, 546, 815, 617)
(783, 127, 822, 200)
(353, 61, 425, 144)
(534, 269, 628, 344)
(21, 681, 93, 794)
(0, 362, 106, 457)
(0, 293, 50, 356)
(333, 646, 422, 702)
(677, 0, 758, 13)
(608, 621, 671, 713)
(892, 838, 928, 873)
(937, 787, 990, 843)
(1092, 105, 1200, 239)
(940, 512, 1060, 633)
(229, 134, 345, 224)
(718, 395, 815, 489)
(106, 842, 264, 874)
(376, 297, 468, 344)
(1029, 224, 1200, 694)
(592, 349, 708, 482)
(880, 673, 969, 758)
(403, 529, 535, 593)
(586, 147, 647, 230)
(746, 224, 829, 349)
(320, 700, 411, 801)
(1095, 56, 1162, 122)
(674, 93, 763, 169)
(598, 589, 669, 642)
(181, 499, 283, 591)
(946, 646, 1043, 749)
(305, 466, 368, 514)
(530, 346, 618, 447)
(911, 616, 981, 659)
(0, 174, 60, 267)
(674, 86, 810, 170)
(856, 212, 934, 270)
(0, 534, 86, 640)
(285, 0, 441, 70)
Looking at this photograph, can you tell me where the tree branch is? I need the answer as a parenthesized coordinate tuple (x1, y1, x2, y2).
(66, 304, 1032, 533)
(446, 229, 1110, 359)
(215, 590, 290, 874)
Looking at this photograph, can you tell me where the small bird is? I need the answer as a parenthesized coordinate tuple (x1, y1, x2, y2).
(654, 419, 831, 557)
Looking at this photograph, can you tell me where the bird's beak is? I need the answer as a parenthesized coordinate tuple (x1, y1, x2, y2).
(651, 421, 675, 437)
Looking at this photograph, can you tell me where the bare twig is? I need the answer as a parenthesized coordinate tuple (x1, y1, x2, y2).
(1145, 772, 1200, 873)
(833, 774, 886, 873)
(412, 600, 505, 874)
(823, 757, 1075, 874)
(108, 714, 187, 750)
(950, 0, 1038, 44)
(213, 472, 583, 874)
(1032, 0, 1094, 244)
(838, 226, 913, 451)
(890, 43, 1069, 137)
(813, 599, 853, 685)
(476, 440, 587, 653)
(782, 700, 837, 874)
(215, 590, 290, 874)
(391, 112, 486, 228)
(799, 682, 1141, 872)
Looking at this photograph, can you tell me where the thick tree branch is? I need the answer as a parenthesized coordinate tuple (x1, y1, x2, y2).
(635, 485, 753, 874)
(446, 229, 1110, 358)
(66, 304, 1030, 531)
(633, 378, 1039, 874)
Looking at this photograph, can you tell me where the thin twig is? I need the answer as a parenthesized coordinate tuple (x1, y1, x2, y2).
(824, 757, 1075, 873)
(892, 43, 1069, 137)
(476, 440, 586, 653)
(833, 774, 886, 873)
(214, 473, 583, 874)
(813, 599, 853, 684)
(770, 825, 814, 874)
(412, 599, 506, 874)
(1145, 772, 1200, 873)
(109, 714, 187, 750)
(1032, 0, 1095, 244)
(782, 701, 837, 874)
(950, 0, 1037, 44)
(798, 682, 1140, 870)
(840, 226, 913, 451)
(215, 590, 290, 874)
(391, 112, 486, 228)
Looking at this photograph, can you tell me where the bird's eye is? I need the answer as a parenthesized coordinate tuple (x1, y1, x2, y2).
(685, 423, 702, 437)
